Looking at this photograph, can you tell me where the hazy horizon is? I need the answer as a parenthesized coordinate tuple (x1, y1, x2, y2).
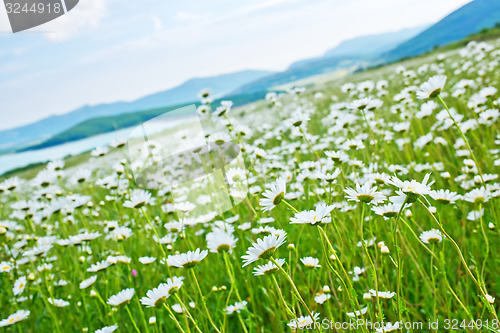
(0, 0, 470, 131)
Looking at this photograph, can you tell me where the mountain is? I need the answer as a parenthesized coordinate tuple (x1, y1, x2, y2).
(288, 25, 427, 69)
(232, 26, 427, 95)
(232, 56, 367, 94)
(21, 90, 268, 152)
(0, 69, 274, 151)
(384, 0, 500, 61)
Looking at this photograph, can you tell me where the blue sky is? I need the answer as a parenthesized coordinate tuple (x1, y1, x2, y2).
(0, 0, 470, 130)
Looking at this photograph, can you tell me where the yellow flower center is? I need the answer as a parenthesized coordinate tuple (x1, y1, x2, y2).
(358, 194, 374, 203)
(154, 296, 167, 307)
(474, 197, 485, 204)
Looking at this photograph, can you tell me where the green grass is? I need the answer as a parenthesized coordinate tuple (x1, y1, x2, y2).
(1, 37, 500, 333)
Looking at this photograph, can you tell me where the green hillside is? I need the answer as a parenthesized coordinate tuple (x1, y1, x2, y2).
(384, 0, 500, 61)
(20, 91, 268, 152)
(0, 70, 273, 151)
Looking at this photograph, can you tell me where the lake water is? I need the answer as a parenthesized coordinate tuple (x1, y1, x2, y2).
(0, 117, 192, 176)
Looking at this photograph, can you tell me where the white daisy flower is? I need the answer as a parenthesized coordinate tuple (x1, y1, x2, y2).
(206, 230, 238, 253)
(107, 288, 135, 306)
(162, 276, 185, 295)
(87, 260, 112, 272)
(167, 248, 208, 268)
(123, 189, 151, 209)
(324, 150, 349, 163)
(1, 261, 13, 273)
(380, 245, 390, 254)
(349, 97, 374, 110)
(290, 203, 334, 225)
(0, 310, 30, 327)
(139, 257, 156, 265)
(389, 173, 434, 203)
(419, 229, 444, 244)
(369, 289, 396, 299)
(48, 298, 70, 307)
(80, 275, 97, 289)
(241, 232, 287, 267)
(287, 112, 310, 127)
(13, 276, 27, 296)
(198, 88, 211, 99)
(300, 256, 321, 268)
(140, 278, 183, 308)
(467, 208, 484, 221)
(253, 258, 285, 276)
(95, 324, 118, 333)
(346, 306, 368, 317)
(287, 312, 320, 329)
(209, 132, 231, 144)
(141, 285, 169, 308)
(90, 146, 109, 157)
(171, 301, 195, 314)
(416, 75, 447, 99)
(464, 187, 491, 204)
(371, 203, 404, 219)
(314, 293, 331, 304)
(376, 322, 401, 332)
(259, 177, 286, 212)
(171, 304, 185, 313)
(225, 301, 248, 315)
(429, 189, 462, 204)
(344, 183, 386, 205)
(317, 168, 341, 182)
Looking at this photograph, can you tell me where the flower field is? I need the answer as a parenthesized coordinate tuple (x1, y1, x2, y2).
(1, 39, 500, 332)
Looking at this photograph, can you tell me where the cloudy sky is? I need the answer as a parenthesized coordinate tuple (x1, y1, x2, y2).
(0, 0, 470, 130)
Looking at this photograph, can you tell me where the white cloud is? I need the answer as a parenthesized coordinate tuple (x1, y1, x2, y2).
(151, 16, 163, 32)
(176, 11, 204, 22)
(41, 0, 109, 42)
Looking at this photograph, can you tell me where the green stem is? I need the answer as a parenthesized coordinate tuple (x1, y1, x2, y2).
(392, 197, 407, 322)
(270, 257, 321, 333)
(419, 199, 498, 320)
(478, 202, 489, 289)
(359, 204, 384, 324)
(174, 294, 202, 333)
(141, 207, 172, 277)
(271, 274, 296, 318)
(316, 226, 368, 333)
(222, 252, 250, 333)
(164, 304, 187, 333)
(189, 269, 222, 333)
(125, 304, 142, 333)
(299, 127, 321, 161)
(437, 95, 485, 185)
(282, 199, 299, 214)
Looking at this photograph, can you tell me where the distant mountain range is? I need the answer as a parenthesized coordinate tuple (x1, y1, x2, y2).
(0, 69, 273, 151)
(383, 0, 500, 61)
(288, 25, 427, 69)
(2, 0, 500, 153)
(232, 25, 427, 94)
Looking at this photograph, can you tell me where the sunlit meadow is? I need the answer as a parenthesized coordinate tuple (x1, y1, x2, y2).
(1, 39, 500, 333)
